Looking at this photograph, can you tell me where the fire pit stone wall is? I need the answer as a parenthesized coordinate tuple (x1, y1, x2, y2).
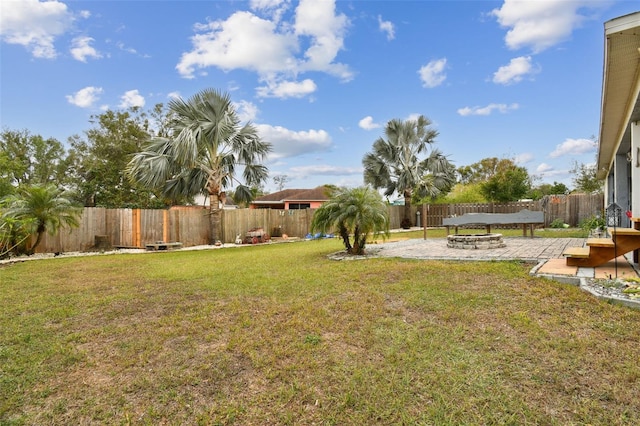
(447, 233, 505, 250)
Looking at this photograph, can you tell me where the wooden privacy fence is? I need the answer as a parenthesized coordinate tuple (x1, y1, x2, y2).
(415, 194, 604, 228)
(34, 193, 604, 253)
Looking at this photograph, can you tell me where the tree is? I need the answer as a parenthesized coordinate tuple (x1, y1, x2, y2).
(362, 116, 455, 226)
(0, 129, 68, 196)
(1, 184, 82, 255)
(527, 181, 569, 200)
(273, 174, 290, 191)
(66, 107, 173, 208)
(310, 186, 389, 255)
(571, 161, 603, 193)
(127, 88, 271, 243)
(479, 160, 531, 202)
(456, 157, 505, 185)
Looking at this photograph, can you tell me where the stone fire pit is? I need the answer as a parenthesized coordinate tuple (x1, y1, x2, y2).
(447, 233, 505, 249)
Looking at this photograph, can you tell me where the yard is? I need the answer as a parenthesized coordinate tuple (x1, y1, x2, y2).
(1, 237, 639, 425)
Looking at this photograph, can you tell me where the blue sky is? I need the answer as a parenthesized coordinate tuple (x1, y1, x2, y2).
(1, 0, 638, 194)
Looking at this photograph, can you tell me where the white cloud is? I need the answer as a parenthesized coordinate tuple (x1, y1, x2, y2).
(536, 163, 554, 173)
(288, 164, 362, 178)
(294, 0, 351, 78)
(418, 58, 447, 88)
(66, 86, 103, 108)
(0, 0, 74, 59)
(119, 90, 145, 109)
(177, 11, 297, 78)
(493, 56, 537, 85)
(250, 0, 290, 22)
(457, 103, 519, 116)
(167, 91, 181, 100)
(234, 100, 259, 123)
(358, 116, 381, 130)
(70, 36, 101, 62)
(549, 138, 597, 158)
(176, 0, 351, 98)
(378, 15, 394, 40)
(257, 124, 332, 159)
(514, 152, 534, 164)
(256, 78, 317, 98)
(491, 0, 605, 53)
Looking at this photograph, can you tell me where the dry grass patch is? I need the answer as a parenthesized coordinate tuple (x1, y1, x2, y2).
(1, 240, 639, 425)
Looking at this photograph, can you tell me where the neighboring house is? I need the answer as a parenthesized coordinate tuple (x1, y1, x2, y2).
(250, 186, 331, 209)
(597, 11, 640, 228)
(193, 194, 238, 209)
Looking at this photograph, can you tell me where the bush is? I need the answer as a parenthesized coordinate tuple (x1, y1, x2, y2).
(550, 218, 567, 228)
(580, 214, 606, 232)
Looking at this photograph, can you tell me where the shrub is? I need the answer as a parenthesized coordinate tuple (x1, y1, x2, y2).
(550, 218, 567, 228)
(580, 214, 606, 232)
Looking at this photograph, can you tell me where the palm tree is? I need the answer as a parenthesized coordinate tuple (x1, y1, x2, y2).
(362, 115, 455, 226)
(310, 186, 389, 255)
(127, 89, 271, 243)
(1, 184, 82, 255)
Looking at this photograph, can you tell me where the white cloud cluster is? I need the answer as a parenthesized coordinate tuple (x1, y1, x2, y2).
(257, 124, 333, 159)
(70, 36, 101, 62)
(489, 1, 608, 86)
(288, 164, 362, 178)
(256, 79, 317, 99)
(176, 0, 351, 99)
(378, 15, 394, 40)
(119, 90, 145, 109)
(66, 86, 103, 108)
(491, 0, 603, 53)
(0, 0, 73, 59)
(536, 163, 554, 173)
(358, 116, 381, 131)
(418, 58, 447, 88)
(457, 103, 519, 116)
(549, 138, 596, 158)
(493, 56, 537, 85)
(514, 152, 534, 164)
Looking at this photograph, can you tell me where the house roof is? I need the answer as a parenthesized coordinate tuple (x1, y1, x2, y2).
(253, 186, 331, 204)
(597, 11, 640, 179)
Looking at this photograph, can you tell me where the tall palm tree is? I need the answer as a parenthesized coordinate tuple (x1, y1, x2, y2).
(1, 184, 82, 255)
(362, 115, 455, 226)
(127, 89, 271, 243)
(310, 186, 389, 255)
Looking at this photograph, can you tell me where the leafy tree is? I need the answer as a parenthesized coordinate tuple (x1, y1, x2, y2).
(527, 181, 569, 200)
(479, 161, 531, 202)
(310, 186, 389, 255)
(127, 88, 271, 243)
(570, 161, 603, 193)
(0, 129, 68, 196)
(456, 157, 506, 184)
(362, 116, 455, 226)
(66, 106, 173, 208)
(1, 184, 82, 255)
(433, 182, 486, 204)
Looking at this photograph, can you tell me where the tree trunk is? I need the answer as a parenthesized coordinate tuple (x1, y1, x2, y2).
(403, 189, 412, 226)
(339, 223, 352, 253)
(209, 193, 222, 244)
(27, 230, 45, 255)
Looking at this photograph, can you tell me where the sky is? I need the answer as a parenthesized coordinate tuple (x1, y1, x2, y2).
(1, 0, 639, 194)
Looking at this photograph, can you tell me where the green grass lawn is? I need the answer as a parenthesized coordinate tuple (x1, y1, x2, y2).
(2, 237, 639, 425)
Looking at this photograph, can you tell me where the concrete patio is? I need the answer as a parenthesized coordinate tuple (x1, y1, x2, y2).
(374, 236, 640, 281)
